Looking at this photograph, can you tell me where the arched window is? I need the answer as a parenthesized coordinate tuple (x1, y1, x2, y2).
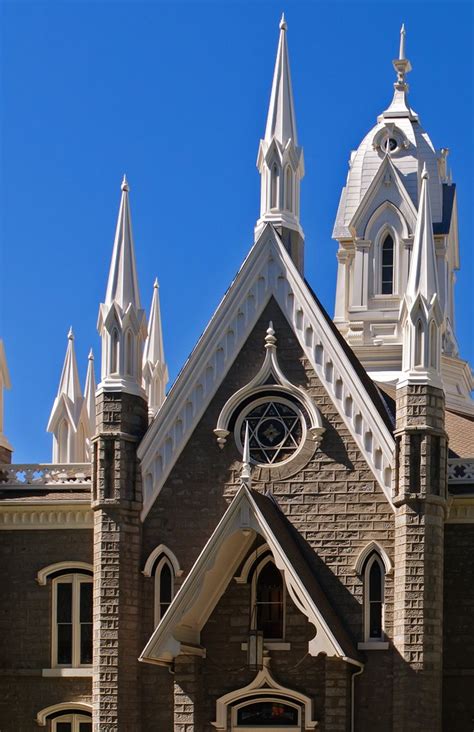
(51, 713, 92, 732)
(110, 329, 119, 373)
(125, 331, 134, 376)
(155, 556, 174, 624)
(234, 698, 300, 728)
(51, 572, 93, 668)
(58, 419, 69, 463)
(364, 553, 385, 642)
(77, 424, 86, 463)
(252, 558, 284, 640)
(429, 321, 438, 369)
(285, 166, 293, 212)
(381, 234, 394, 294)
(415, 319, 424, 367)
(270, 164, 279, 209)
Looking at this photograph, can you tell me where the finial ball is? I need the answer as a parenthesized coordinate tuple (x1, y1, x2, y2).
(279, 13, 287, 30)
(121, 174, 129, 192)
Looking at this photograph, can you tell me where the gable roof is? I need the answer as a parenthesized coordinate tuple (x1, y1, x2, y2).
(140, 485, 361, 667)
(138, 225, 395, 520)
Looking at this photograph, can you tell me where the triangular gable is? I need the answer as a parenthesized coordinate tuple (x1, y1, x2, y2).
(349, 155, 418, 239)
(139, 486, 361, 666)
(138, 225, 395, 519)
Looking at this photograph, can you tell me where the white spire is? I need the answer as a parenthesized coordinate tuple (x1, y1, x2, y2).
(97, 176, 147, 397)
(143, 278, 169, 419)
(255, 16, 305, 272)
(57, 328, 83, 405)
(83, 349, 97, 443)
(381, 24, 417, 121)
(47, 328, 86, 462)
(0, 340, 13, 457)
(399, 164, 443, 388)
(264, 13, 298, 147)
(407, 165, 440, 304)
(105, 175, 141, 311)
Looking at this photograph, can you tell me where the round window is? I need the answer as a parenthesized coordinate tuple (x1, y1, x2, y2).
(381, 136, 398, 154)
(235, 397, 306, 466)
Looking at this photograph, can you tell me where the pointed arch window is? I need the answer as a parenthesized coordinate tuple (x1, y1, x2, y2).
(270, 164, 279, 209)
(125, 331, 134, 377)
(415, 319, 424, 367)
(429, 321, 438, 369)
(110, 329, 119, 374)
(364, 553, 385, 641)
(285, 166, 293, 212)
(252, 558, 284, 640)
(58, 419, 69, 463)
(381, 234, 394, 294)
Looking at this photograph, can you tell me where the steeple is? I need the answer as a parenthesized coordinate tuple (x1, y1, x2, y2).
(83, 349, 97, 458)
(399, 165, 443, 388)
(143, 278, 169, 420)
(255, 15, 305, 273)
(47, 328, 88, 462)
(97, 176, 147, 397)
(381, 24, 418, 121)
(0, 340, 13, 462)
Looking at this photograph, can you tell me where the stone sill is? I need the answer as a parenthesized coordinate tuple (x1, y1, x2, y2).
(358, 642, 389, 651)
(42, 667, 93, 677)
(241, 642, 291, 651)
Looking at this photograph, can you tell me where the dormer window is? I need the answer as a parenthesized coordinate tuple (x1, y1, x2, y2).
(381, 234, 394, 294)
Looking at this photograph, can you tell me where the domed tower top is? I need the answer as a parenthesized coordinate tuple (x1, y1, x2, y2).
(332, 26, 472, 415)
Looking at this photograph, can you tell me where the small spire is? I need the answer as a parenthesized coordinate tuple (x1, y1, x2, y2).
(104, 175, 141, 311)
(399, 23, 406, 60)
(406, 163, 439, 304)
(84, 348, 97, 439)
(0, 340, 13, 455)
(264, 14, 298, 146)
(241, 422, 252, 487)
(56, 328, 82, 404)
(143, 277, 169, 418)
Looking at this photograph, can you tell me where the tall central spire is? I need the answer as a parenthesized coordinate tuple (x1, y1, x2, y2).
(105, 176, 141, 311)
(255, 15, 305, 273)
(264, 14, 298, 147)
(381, 24, 417, 121)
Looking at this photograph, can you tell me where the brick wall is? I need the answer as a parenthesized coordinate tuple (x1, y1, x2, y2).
(0, 529, 92, 730)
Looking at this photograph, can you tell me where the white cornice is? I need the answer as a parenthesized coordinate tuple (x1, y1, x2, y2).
(139, 227, 395, 521)
(0, 502, 92, 529)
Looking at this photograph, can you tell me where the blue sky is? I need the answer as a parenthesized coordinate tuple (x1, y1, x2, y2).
(1, 1, 473, 463)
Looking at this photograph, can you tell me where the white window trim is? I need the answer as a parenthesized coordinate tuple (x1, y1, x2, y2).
(373, 226, 398, 297)
(362, 553, 385, 643)
(232, 696, 301, 730)
(37, 562, 93, 586)
(36, 703, 92, 727)
(51, 713, 92, 731)
(250, 555, 285, 642)
(142, 544, 182, 578)
(51, 573, 93, 669)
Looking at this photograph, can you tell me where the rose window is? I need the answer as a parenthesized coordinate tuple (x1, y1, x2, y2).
(236, 398, 305, 466)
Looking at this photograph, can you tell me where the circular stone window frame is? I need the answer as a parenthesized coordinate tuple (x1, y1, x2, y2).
(373, 126, 408, 158)
(234, 395, 308, 469)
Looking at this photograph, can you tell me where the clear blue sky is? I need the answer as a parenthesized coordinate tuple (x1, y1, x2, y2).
(1, 1, 473, 463)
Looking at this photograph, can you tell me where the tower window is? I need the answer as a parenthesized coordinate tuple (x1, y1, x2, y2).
(270, 164, 279, 209)
(285, 166, 293, 211)
(154, 555, 175, 625)
(111, 329, 119, 373)
(415, 319, 424, 367)
(381, 234, 394, 294)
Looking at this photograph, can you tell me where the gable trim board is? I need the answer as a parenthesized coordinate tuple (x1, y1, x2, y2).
(139, 485, 361, 667)
(139, 226, 396, 520)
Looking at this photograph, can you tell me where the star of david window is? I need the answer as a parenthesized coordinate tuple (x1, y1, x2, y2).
(236, 397, 305, 466)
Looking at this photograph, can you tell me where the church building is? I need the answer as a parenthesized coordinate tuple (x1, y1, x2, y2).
(0, 17, 473, 732)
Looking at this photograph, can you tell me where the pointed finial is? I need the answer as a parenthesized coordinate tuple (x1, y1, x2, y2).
(88, 348, 94, 361)
(399, 23, 406, 60)
(265, 321, 277, 349)
(68, 326, 74, 340)
(279, 13, 287, 31)
(153, 277, 159, 289)
(421, 162, 429, 180)
(241, 422, 252, 487)
(121, 174, 129, 192)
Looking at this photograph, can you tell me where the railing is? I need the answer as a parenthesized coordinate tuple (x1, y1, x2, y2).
(447, 459, 474, 484)
(0, 463, 91, 490)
